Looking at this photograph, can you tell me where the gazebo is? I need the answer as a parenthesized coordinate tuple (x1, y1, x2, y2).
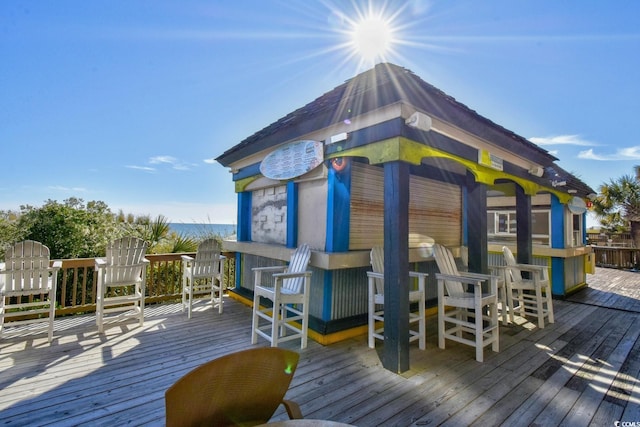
(216, 63, 595, 372)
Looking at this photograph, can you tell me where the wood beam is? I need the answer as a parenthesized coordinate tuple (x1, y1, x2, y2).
(383, 161, 410, 373)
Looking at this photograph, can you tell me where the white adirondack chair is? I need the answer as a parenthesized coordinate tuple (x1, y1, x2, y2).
(367, 246, 427, 350)
(433, 243, 499, 362)
(0, 240, 61, 343)
(181, 238, 226, 318)
(251, 244, 312, 349)
(95, 237, 149, 333)
(502, 246, 554, 328)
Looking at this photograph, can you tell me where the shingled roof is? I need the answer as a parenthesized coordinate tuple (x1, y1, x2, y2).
(216, 63, 594, 195)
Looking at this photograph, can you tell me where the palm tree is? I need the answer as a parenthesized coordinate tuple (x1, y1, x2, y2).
(593, 165, 640, 247)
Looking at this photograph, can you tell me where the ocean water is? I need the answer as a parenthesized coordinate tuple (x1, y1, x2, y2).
(169, 223, 236, 238)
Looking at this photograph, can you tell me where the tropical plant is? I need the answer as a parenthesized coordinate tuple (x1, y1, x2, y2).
(592, 165, 640, 247)
(16, 198, 123, 259)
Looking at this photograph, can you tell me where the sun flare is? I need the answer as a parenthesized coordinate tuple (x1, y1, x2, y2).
(349, 14, 396, 64)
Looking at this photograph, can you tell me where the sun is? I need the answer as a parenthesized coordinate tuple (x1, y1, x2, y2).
(349, 14, 396, 64)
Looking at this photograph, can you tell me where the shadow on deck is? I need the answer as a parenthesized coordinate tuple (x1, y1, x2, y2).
(0, 267, 639, 426)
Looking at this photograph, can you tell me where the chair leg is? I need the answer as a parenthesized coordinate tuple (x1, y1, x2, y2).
(368, 279, 376, 349)
(181, 276, 187, 313)
(475, 299, 483, 363)
(271, 302, 279, 348)
(506, 284, 515, 324)
(536, 287, 545, 328)
(138, 281, 145, 327)
(546, 287, 555, 324)
(96, 279, 104, 333)
(48, 290, 55, 343)
(301, 302, 309, 349)
(418, 295, 426, 350)
(187, 285, 194, 319)
(216, 275, 224, 314)
(0, 296, 4, 339)
(251, 293, 259, 345)
(491, 300, 499, 354)
(437, 281, 445, 350)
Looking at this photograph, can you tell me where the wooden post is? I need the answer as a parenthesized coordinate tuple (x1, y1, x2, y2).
(466, 172, 488, 274)
(383, 161, 410, 373)
(515, 184, 533, 264)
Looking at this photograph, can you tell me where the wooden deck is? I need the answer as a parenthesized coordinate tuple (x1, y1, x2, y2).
(1, 267, 640, 426)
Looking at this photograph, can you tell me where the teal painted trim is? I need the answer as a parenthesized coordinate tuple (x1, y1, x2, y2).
(235, 252, 243, 289)
(550, 194, 565, 249)
(551, 257, 564, 296)
(462, 186, 468, 246)
(287, 181, 298, 248)
(237, 192, 252, 242)
(322, 270, 332, 321)
(325, 162, 351, 252)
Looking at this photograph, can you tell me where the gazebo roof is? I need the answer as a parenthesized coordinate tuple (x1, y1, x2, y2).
(216, 63, 594, 196)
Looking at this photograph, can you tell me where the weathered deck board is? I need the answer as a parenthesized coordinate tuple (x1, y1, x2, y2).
(1, 268, 639, 426)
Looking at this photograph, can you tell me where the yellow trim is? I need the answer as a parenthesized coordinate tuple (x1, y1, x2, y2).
(235, 175, 260, 192)
(328, 137, 573, 203)
(565, 282, 588, 295)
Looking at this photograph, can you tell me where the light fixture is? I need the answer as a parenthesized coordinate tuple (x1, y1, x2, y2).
(568, 189, 577, 194)
(552, 180, 567, 188)
(528, 166, 544, 177)
(405, 112, 432, 132)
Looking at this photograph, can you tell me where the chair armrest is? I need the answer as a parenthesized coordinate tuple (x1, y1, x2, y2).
(409, 271, 428, 279)
(95, 258, 107, 269)
(143, 258, 150, 265)
(512, 263, 547, 273)
(282, 399, 303, 420)
(50, 260, 63, 271)
(181, 255, 194, 262)
(219, 255, 227, 261)
(272, 271, 312, 279)
(435, 272, 484, 285)
(366, 271, 384, 279)
(252, 265, 288, 273)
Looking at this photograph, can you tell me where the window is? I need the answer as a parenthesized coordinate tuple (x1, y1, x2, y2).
(570, 213, 583, 247)
(487, 209, 551, 246)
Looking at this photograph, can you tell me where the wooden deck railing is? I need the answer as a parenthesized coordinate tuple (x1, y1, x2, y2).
(591, 246, 640, 270)
(48, 252, 236, 317)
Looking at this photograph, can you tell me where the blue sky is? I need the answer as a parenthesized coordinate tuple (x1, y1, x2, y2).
(1, 1, 639, 225)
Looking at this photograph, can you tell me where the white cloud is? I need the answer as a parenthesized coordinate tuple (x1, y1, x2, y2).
(148, 155, 196, 171)
(149, 155, 178, 164)
(47, 185, 88, 192)
(529, 134, 597, 146)
(126, 165, 156, 172)
(578, 146, 640, 161)
(203, 158, 216, 164)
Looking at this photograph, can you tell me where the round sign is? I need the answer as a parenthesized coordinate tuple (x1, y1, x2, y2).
(567, 196, 587, 214)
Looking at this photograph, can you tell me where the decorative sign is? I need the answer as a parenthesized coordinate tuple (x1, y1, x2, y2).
(478, 149, 504, 171)
(567, 196, 587, 214)
(259, 140, 324, 180)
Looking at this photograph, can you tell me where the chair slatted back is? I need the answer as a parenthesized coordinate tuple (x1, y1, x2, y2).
(104, 237, 148, 284)
(502, 246, 522, 282)
(165, 348, 300, 427)
(192, 238, 221, 277)
(370, 246, 385, 295)
(2, 240, 51, 294)
(433, 244, 466, 297)
(283, 244, 310, 294)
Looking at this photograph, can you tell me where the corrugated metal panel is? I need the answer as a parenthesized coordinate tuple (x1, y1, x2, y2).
(329, 267, 369, 319)
(350, 162, 462, 249)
